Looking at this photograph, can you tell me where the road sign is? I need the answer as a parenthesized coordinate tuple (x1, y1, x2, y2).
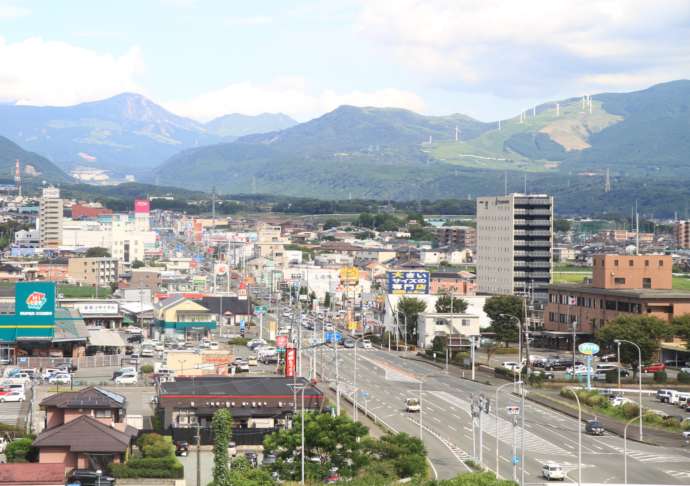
(506, 405, 520, 415)
(512, 456, 520, 465)
(254, 305, 267, 315)
(325, 331, 342, 343)
(239, 319, 246, 332)
(578, 342, 600, 355)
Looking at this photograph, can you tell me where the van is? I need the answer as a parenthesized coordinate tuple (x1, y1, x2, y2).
(676, 392, 690, 408)
(656, 389, 675, 402)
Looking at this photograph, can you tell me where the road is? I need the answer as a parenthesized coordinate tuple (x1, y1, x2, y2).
(319, 346, 690, 484)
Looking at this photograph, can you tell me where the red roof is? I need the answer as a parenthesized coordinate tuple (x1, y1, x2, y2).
(0, 463, 64, 485)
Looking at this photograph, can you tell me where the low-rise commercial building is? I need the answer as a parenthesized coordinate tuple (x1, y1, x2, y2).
(416, 312, 481, 349)
(67, 257, 119, 286)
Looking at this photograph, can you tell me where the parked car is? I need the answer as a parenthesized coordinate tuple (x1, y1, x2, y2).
(542, 462, 566, 481)
(585, 419, 605, 435)
(114, 372, 138, 385)
(129, 353, 140, 365)
(641, 362, 666, 373)
(175, 441, 189, 456)
(228, 441, 237, 457)
(262, 452, 277, 466)
(245, 451, 258, 467)
(41, 368, 61, 380)
(231, 359, 250, 372)
(48, 373, 71, 385)
(247, 356, 258, 366)
(113, 367, 137, 380)
(67, 469, 115, 486)
(531, 369, 555, 380)
(0, 391, 25, 402)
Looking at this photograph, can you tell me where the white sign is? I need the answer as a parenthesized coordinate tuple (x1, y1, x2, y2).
(506, 405, 520, 415)
(75, 302, 119, 315)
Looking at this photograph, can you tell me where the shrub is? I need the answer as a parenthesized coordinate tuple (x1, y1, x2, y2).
(527, 373, 544, 387)
(228, 336, 249, 346)
(605, 370, 619, 384)
(137, 433, 174, 458)
(140, 364, 154, 374)
(493, 347, 519, 355)
(110, 457, 184, 479)
(678, 372, 690, 384)
(5, 438, 34, 463)
(654, 371, 668, 383)
(621, 402, 640, 419)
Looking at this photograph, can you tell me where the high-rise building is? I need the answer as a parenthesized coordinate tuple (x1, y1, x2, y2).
(39, 187, 63, 249)
(674, 220, 690, 249)
(476, 193, 553, 302)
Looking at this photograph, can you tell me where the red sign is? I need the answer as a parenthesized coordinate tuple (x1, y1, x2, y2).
(285, 348, 296, 377)
(134, 199, 150, 213)
(276, 335, 288, 349)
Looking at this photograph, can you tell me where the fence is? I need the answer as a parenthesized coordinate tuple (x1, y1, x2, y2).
(17, 354, 126, 370)
(171, 426, 278, 446)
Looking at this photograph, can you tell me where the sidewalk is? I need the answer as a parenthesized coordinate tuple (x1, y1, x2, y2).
(526, 389, 683, 447)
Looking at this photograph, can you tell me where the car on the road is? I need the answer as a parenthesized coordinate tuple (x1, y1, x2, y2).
(0, 390, 25, 402)
(641, 362, 666, 373)
(585, 419, 605, 435)
(610, 396, 634, 407)
(126, 326, 143, 335)
(343, 338, 355, 349)
(209, 341, 219, 350)
(656, 389, 678, 403)
(501, 361, 521, 372)
(129, 353, 140, 365)
(405, 397, 421, 412)
(231, 359, 250, 372)
(67, 469, 116, 486)
(531, 369, 555, 380)
(681, 367, 690, 375)
(48, 373, 71, 385)
(113, 367, 137, 380)
(360, 339, 372, 349)
(247, 356, 258, 366)
(114, 372, 138, 385)
(41, 368, 61, 380)
(247, 338, 267, 350)
(542, 462, 565, 481)
(174, 441, 189, 456)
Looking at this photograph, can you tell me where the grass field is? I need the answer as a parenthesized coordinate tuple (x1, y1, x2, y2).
(58, 284, 112, 298)
(553, 272, 690, 291)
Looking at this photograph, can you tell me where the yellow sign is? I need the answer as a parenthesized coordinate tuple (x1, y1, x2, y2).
(348, 321, 358, 331)
(339, 267, 359, 286)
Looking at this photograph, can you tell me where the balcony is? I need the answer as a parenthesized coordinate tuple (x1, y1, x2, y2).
(514, 229, 552, 237)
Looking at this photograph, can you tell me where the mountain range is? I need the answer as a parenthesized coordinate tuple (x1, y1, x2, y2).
(0, 94, 296, 180)
(1, 80, 690, 215)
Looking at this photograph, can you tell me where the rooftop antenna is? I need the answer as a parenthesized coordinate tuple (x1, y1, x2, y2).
(588, 95, 593, 114)
(532, 106, 536, 118)
(604, 168, 611, 193)
(498, 119, 501, 130)
(556, 103, 560, 117)
(635, 199, 640, 255)
(504, 172, 508, 195)
(455, 126, 459, 142)
(14, 159, 21, 198)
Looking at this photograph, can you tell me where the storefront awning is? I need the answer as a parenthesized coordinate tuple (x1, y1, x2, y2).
(88, 328, 126, 348)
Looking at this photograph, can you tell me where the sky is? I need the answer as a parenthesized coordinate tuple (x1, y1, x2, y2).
(0, 0, 689, 122)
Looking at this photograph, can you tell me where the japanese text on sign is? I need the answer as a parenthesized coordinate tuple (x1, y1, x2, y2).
(387, 271, 429, 294)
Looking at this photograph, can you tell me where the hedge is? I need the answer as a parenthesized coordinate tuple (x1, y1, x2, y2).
(110, 457, 184, 479)
(679, 372, 690, 384)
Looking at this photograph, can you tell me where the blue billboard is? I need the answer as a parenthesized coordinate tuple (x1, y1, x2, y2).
(386, 271, 430, 295)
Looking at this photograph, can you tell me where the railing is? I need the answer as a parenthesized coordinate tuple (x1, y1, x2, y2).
(171, 426, 279, 445)
(17, 354, 126, 370)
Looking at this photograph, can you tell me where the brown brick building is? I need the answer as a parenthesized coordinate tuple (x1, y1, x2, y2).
(543, 254, 690, 344)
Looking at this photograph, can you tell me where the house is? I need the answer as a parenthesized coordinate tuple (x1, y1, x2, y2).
(416, 312, 481, 349)
(157, 376, 323, 445)
(198, 295, 252, 326)
(34, 387, 137, 473)
(0, 463, 65, 485)
(429, 271, 476, 296)
(154, 295, 216, 339)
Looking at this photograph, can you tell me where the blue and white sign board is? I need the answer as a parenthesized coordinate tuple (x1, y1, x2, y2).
(325, 331, 342, 343)
(239, 319, 246, 332)
(387, 271, 430, 294)
(578, 342, 599, 390)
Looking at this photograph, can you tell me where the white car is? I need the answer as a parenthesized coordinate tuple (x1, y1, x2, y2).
(360, 339, 372, 349)
(48, 373, 71, 385)
(209, 341, 219, 350)
(42, 368, 61, 380)
(115, 373, 138, 385)
(405, 397, 421, 412)
(610, 396, 634, 407)
(542, 462, 565, 480)
(0, 391, 25, 403)
(502, 361, 521, 371)
(127, 326, 143, 334)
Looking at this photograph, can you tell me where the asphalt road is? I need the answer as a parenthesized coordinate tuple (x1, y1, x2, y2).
(318, 347, 690, 484)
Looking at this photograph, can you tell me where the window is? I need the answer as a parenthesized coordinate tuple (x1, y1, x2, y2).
(95, 409, 112, 418)
(643, 278, 652, 289)
(462, 319, 471, 327)
(549, 312, 555, 321)
(659, 260, 664, 267)
(614, 277, 626, 284)
(605, 300, 617, 310)
(645, 260, 649, 267)
(614, 259, 619, 266)
(629, 259, 634, 267)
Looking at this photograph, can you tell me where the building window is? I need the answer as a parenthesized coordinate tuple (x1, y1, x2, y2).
(659, 260, 664, 266)
(549, 312, 555, 321)
(462, 319, 470, 327)
(605, 300, 617, 310)
(645, 260, 649, 267)
(643, 278, 651, 288)
(614, 277, 626, 284)
(628, 260, 634, 267)
(614, 259, 619, 266)
(95, 409, 112, 418)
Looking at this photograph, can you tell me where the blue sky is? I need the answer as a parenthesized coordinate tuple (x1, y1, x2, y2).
(1, 0, 689, 122)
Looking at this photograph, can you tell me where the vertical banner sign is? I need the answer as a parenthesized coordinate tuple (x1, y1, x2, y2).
(285, 347, 296, 377)
(276, 335, 288, 350)
(387, 271, 430, 294)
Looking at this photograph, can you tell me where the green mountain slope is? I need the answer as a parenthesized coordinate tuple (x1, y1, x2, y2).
(0, 135, 71, 183)
(206, 112, 297, 138)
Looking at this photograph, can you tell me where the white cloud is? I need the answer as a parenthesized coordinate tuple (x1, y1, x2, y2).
(165, 76, 426, 121)
(356, 0, 690, 97)
(0, 37, 144, 106)
(0, 4, 30, 19)
(225, 15, 273, 26)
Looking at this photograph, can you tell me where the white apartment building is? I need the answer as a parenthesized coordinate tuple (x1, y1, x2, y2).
(416, 313, 481, 349)
(476, 193, 553, 302)
(39, 187, 63, 248)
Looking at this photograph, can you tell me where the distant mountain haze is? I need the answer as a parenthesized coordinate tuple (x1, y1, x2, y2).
(0, 135, 71, 183)
(205, 112, 297, 138)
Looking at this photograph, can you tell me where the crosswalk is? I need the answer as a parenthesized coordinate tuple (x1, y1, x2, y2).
(666, 470, 690, 480)
(603, 443, 690, 464)
(0, 402, 22, 427)
(429, 390, 571, 457)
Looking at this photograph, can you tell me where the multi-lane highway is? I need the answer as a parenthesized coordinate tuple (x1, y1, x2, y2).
(319, 346, 690, 484)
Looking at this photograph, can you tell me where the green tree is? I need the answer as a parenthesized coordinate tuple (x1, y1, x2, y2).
(131, 259, 145, 269)
(672, 314, 690, 350)
(596, 315, 672, 365)
(85, 246, 111, 257)
(357, 212, 375, 229)
(483, 295, 524, 346)
(322, 218, 340, 230)
(263, 412, 368, 481)
(226, 456, 275, 485)
(212, 409, 233, 485)
(396, 297, 427, 344)
(366, 433, 426, 478)
(435, 294, 468, 314)
(554, 219, 572, 233)
(5, 438, 34, 463)
(324, 292, 331, 309)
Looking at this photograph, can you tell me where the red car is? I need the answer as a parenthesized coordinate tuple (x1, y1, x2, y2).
(641, 362, 666, 373)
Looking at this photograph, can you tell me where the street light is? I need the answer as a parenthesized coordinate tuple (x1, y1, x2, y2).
(623, 415, 641, 485)
(614, 339, 643, 441)
(495, 380, 522, 478)
(288, 383, 307, 485)
(564, 386, 582, 486)
(499, 313, 523, 379)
